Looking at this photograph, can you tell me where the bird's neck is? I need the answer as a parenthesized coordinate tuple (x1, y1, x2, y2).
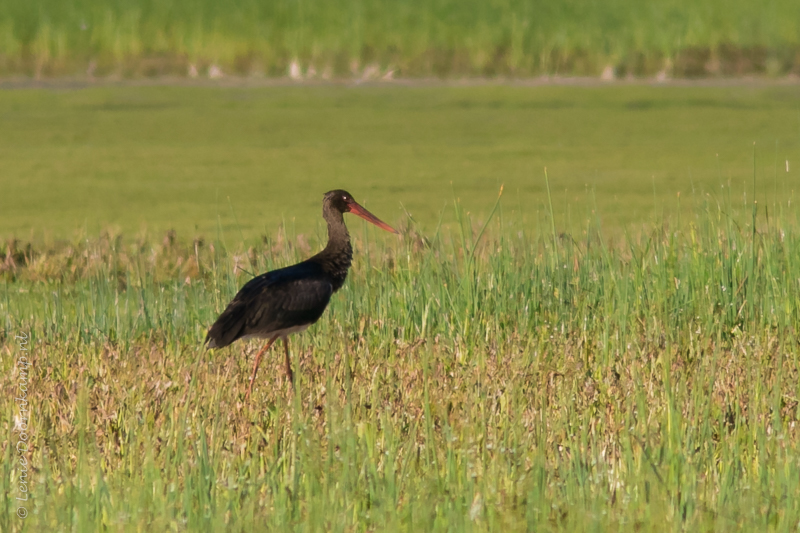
(316, 206, 353, 290)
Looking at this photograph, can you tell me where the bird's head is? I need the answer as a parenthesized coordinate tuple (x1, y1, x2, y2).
(324, 189, 398, 234)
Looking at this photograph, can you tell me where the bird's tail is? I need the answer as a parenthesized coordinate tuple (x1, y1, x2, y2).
(204, 332, 220, 349)
(205, 302, 247, 349)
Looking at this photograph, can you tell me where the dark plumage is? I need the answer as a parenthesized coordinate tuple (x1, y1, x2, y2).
(205, 189, 397, 399)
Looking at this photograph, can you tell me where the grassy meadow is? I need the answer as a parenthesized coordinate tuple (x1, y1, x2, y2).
(1, 83, 799, 240)
(1, 0, 800, 78)
(2, 83, 800, 531)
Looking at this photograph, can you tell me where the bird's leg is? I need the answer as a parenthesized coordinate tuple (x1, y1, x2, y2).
(246, 335, 278, 400)
(283, 337, 294, 387)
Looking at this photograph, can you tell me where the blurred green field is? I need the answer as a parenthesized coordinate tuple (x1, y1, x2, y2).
(1, 82, 799, 244)
(2, 0, 800, 77)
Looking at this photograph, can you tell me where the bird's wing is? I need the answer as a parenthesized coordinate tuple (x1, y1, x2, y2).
(205, 262, 334, 348)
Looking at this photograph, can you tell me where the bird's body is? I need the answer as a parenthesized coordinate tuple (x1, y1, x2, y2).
(205, 261, 339, 350)
(205, 189, 397, 398)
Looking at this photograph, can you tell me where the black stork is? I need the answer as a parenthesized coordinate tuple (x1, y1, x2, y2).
(205, 189, 398, 399)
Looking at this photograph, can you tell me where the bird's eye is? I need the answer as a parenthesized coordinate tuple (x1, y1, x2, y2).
(342, 195, 348, 201)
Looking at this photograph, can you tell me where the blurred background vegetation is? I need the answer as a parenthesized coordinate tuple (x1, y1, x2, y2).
(1, 84, 798, 243)
(1, 0, 799, 78)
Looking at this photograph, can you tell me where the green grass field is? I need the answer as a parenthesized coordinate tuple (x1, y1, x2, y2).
(1, 82, 799, 242)
(2, 83, 800, 531)
(2, 0, 800, 77)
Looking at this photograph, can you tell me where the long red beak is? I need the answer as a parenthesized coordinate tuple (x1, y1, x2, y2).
(348, 202, 398, 234)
